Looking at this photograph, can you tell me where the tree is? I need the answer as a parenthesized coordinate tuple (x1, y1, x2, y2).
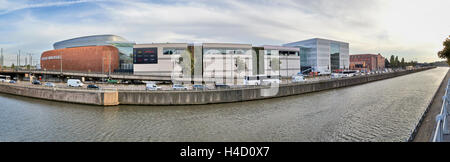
(11, 64, 15, 70)
(235, 57, 247, 73)
(390, 55, 395, 67)
(385, 58, 390, 68)
(438, 36, 450, 65)
(401, 58, 405, 67)
(395, 56, 399, 68)
(176, 51, 193, 77)
(270, 58, 281, 71)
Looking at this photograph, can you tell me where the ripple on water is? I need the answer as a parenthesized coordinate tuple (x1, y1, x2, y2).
(0, 67, 448, 142)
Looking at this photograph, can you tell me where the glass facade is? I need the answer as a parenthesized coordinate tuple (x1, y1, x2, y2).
(111, 42, 134, 72)
(330, 43, 340, 72)
(284, 38, 349, 74)
(299, 47, 310, 67)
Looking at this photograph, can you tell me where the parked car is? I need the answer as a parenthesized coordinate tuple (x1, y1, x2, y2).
(67, 79, 84, 87)
(215, 84, 231, 89)
(32, 80, 41, 85)
(192, 84, 207, 90)
(9, 80, 16, 84)
(292, 75, 305, 82)
(262, 79, 281, 85)
(107, 79, 119, 84)
(44, 82, 55, 87)
(146, 83, 161, 91)
(87, 84, 99, 89)
(172, 84, 188, 90)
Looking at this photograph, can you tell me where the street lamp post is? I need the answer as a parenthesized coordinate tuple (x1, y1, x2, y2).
(109, 53, 111, 76)
(60, 52, 63, 74)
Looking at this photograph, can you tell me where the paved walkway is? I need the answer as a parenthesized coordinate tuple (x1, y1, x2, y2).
(413, 70, 450, 142)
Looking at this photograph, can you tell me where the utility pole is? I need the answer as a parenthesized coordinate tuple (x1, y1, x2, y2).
(109, 53, 111, 76)
(60, 54, 63, 73)
(30, 54, 33, 67)
(0, 48, 3, 69)
(18, 50, 20, 69)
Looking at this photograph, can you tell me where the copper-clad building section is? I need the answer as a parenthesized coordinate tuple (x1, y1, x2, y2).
(41, 46, 119, 73)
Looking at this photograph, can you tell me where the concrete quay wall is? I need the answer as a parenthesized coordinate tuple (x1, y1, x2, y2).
(119, 67, 434, 105)
(0, 67, 434, 106)
(0, 84, 119, 106)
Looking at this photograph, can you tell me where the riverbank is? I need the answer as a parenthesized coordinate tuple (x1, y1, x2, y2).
(0, 67, 436, 106)
(412, 69, 450, 142)
(118, 67, 434, 105)
(0, 84, 118, 106)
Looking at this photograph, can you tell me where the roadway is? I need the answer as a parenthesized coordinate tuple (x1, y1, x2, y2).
(0, 69, 173, 81)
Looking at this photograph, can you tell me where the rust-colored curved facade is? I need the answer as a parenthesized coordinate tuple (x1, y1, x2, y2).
(41, 46, 119, 73)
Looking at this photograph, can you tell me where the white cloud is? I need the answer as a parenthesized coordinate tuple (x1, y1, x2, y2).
(0, 0, 106, 15)
(0, 0, 449, 65)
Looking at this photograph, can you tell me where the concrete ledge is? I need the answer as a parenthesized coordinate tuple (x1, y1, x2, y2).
(118, 67, 435, 105)
(0, 84, 119, 106)
(0, 67, 435, 106)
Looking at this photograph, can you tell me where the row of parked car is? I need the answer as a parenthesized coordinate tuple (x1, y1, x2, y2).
(30, 79, 100, 89)
(145, 83, 231, 91)
(0, 79, 17, 84)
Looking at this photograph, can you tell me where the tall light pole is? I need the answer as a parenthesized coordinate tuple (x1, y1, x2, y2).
(18, 50, 21, 69)
(60, 51, 63, 73)
(0, 48, 3, 69)
(109, 53, 111, 76)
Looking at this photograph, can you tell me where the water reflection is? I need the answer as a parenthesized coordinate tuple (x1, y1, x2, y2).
(0, 67, 448, 142)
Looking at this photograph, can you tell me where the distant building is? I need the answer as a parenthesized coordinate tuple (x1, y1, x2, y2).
(283, 38, 350, 75)
(349, 54, 385, 72)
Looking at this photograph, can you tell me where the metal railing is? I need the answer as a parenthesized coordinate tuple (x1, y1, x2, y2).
(433, 79, 450, 142)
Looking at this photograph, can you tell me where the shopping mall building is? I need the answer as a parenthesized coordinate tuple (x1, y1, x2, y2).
(40, 35, 349, 84)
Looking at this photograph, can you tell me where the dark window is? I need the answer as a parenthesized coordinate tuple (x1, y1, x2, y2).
(133, 48, 158, 64)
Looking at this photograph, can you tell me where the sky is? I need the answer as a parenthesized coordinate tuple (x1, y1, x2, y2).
(0, 0, 449, 66)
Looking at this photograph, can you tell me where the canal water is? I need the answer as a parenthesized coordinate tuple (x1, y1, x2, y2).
(0, 67, 448, 142)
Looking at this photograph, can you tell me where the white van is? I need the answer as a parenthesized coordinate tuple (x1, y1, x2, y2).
(67, 79, 84, 87)
(146, 83, 161, 91)
(261, 75, 281, 85)
(243, 76, 262, 85)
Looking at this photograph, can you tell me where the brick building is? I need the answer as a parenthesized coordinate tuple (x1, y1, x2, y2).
(41, 35, 135, 73)
(41, 46, 119, 73)
(349, 54, 385, 72)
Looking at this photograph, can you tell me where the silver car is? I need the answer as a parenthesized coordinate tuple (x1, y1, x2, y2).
(172, 84, 188, 90)
(45, 82, 55, 87)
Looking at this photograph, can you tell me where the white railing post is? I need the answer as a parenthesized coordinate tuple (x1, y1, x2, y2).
(433, 79, 450, 142)
(444, 97, 449, 134)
